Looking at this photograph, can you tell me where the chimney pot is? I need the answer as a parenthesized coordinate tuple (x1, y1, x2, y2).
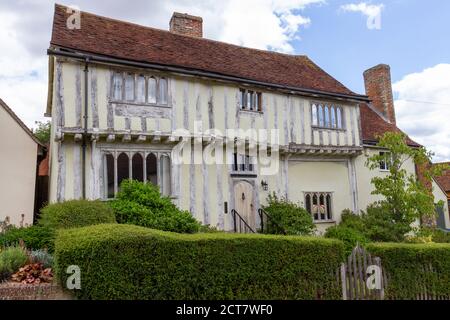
(363, 64, 396, 124)
(169, 12, 203, 38)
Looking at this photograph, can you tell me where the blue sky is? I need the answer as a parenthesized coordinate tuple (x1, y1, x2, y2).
(295, 0, 450, 95)
(0, 0, 449, 161)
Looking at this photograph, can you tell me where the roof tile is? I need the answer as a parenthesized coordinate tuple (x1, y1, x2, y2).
(50, 4, 364, 98)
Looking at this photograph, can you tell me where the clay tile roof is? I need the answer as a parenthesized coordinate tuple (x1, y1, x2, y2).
(359, 103, 421, 148)
(50, 4, 367, 99)
(433, 163, 450, 192)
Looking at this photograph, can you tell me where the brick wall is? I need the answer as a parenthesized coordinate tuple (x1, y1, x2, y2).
(169, 12, 203, 38)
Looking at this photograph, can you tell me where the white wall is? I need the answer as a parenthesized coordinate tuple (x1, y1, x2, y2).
(433, 179, 450, 229)
(354, 147, 417, 213)
(0, 106, 37, 226)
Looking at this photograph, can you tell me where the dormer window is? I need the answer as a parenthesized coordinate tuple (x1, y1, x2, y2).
(112, 71, 168, 106)
(311, 103, 344, 129)
(239, 89, 262, 112)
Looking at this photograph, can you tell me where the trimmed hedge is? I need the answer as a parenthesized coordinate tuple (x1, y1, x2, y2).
(367, 243, 450, 299)
(55, 224, 344, 300)
(40, 200, 116, 229)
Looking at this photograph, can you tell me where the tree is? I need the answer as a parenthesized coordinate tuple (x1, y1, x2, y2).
(34, 121, 51, 144)
(365, 132, 446, 239)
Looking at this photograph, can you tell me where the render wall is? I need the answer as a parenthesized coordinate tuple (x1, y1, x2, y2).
(0, 106, 37, 226)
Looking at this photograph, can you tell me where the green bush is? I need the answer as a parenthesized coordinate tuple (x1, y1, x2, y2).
(55, 224, 344, 300)
(339, 210, 366, 232)
(110, 180, 201, 233)
(324, 225, 368, 255)
(0, 225, 55, 252)
(262, 193, 315, 235)
(432, 230, 450, 243)
(30, 249, 54, 268)
(367, 242, 450, 299)
(362, 204, 412, 242)
(39, 200, 116, 229)
(0, 246, 28, 281)
(417, 227, 450, 243)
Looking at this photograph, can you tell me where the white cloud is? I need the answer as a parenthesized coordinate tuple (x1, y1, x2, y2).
(393, 64, 450, 163)
(341, 2, 384, 30)
(0, 10, 48, 128)
(0, 0, 322, 128)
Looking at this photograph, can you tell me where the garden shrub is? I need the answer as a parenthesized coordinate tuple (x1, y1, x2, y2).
(339, 210, 366, 233)
(0, 225, 55, 252)
(431, 229, 450, 243)
(30, 249, 54, 268)
(0, 246, 28, 281)
(362, 204, 412, 242)
(262, 193, 315, 235)
(416, 227, 450, 243)
(54, 224, 344, 300)
(39, 200, 116, 229)
(324, 225, 368, 255)
(367, 242, 450, 299)
(110, 180, 200, 233)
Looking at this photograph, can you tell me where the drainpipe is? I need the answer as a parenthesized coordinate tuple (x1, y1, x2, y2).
(82, 58, 90, 199)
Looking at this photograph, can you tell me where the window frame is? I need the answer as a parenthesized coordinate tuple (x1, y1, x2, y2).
(110, 71, 169, 107)
(231, 152, 256, 175)
(102, 148, 172, 199)
(304, 191, 334, 222)
(379, 151, 392, 172)
(239, 88, 263, 113)
(311, 102, 345, 130)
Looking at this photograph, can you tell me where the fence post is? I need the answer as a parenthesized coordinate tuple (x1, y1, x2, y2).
(341, 263, 347, 300)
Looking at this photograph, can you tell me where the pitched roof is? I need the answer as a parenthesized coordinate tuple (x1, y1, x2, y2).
(50, 4, 367, 100)
(433, 162, 450, 193)
(359, 103, 421, 147)
(0, 99, 44, 146)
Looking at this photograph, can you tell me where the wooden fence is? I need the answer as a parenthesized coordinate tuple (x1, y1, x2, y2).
(339, 244, 386, 300)
(339, 244, 449, 300)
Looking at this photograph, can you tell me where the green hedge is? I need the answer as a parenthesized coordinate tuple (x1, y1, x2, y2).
(55, 224, 344, 300)
(40, 200, 116, 229)
(367, 243, 450, 299)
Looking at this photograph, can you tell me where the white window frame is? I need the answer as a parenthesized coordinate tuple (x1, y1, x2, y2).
(102, 148, 172, 199)
(311, 103, 345, 130)
(379, 151, 391, 172)
(111, 71, 169, 107)
(232, 153, 256, 174)
(239, 88, 262, 113)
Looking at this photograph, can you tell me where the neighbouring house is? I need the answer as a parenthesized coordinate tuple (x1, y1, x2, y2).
(433, 163, 450, 230)
(0, 99, 46, 227)
(46, 4, 426, 233)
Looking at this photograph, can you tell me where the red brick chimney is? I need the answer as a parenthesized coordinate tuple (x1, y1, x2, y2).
(363, 64, 396, 125)
(169, 12, 203, 38)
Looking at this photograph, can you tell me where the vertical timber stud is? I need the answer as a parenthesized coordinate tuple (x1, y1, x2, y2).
(82, 58, 90, 199)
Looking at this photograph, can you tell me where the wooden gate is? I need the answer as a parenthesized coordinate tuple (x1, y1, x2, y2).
(339, 244, 386, 300)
